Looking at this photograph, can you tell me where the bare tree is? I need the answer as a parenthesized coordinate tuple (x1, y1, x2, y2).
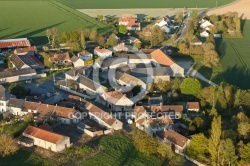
(46, 28, 52, 44)
(0, 134, 18, 157)
(51, 27, 58, 47)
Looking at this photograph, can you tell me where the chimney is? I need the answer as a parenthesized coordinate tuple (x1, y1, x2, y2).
(56, 104, 57, 106)
(80, 98, 82, 101)
(160, 102, 163, 108)
(47, 104, 48, 107)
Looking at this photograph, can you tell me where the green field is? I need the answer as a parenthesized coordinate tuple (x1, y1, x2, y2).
(213, 20, 250, 89)
(78, 133, 164, 166)
(58, 0, 233, 9)
(0, 149, 56, 166)
(0, 0, 112, 45)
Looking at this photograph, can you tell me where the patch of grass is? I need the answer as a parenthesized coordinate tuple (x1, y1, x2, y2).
(58, 0, 233, 9)
(2, 120, 29, 137)
(78, 132, 164, 166)
(0, 0, 113, 45)
(0, 149, 56, 166)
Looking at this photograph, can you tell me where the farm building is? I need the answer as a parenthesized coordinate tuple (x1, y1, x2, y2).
(10, 54, 44, 69)
(14, 46, 37, 56)
(78, 50, 93, 60)
(0, 68, 37, 84)
(0, 38, 31, 52)
(20, 126, 70, 152)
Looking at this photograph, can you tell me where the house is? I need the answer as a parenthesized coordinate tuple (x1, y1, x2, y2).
(128, 37, 141, 44)
(77, 119, 104, 137)
(151, 49, 184, 77)
(119, 14, 140, 31)
(6, 98, 26, 116)
(97, 90, 134, 111)
(200, 20, 213, 30)
(190, 36, 202, 46)
(148, 95, 163, 106)
(49, 52, 71, 65)
(186, 102, 199, 112)
(0, 85, 15, 112)
(21, 126, 70, 152)
(113, 43, 129, 52)
(115, 71, 147, 90)
(35, 103, 57, 122)
(53, 105, 79, 124)
(100, 57, 128, 71)
(133, 106, 174, 136)
(14, 46, 37, 56)
(0, 38, 31, 52)
(10, 54, 30, 69)
(71, 55, 84, 68)
(200, 30, 209, 37)
(130, 67, 170, 83)
(86, 102, 123, 130)
(67, 95, 87, 111)
(155, 16, 172, 33)
(156, 129, 190, 153)
(10, 53, 44, 70)
(94, 47, 112, 59)
(77, 75, 107, 97)
(65, 66, 92, 80)
(0, 68, 37, 83)
(78, 50, 93, 60)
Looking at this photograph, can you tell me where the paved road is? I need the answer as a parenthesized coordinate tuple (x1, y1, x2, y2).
(186, 67, 218, 86)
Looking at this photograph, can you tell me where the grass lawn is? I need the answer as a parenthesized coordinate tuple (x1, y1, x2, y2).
(0, 0, 112, 45)
(78, 132, 164, 166)
(0, 149, 56, 166)
(212, 20, 250, 89)
(1, 120, 30, 137)
(59, 0, 233, 9)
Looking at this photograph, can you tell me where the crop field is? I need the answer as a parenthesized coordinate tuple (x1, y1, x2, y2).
(59, 0, 233, 9)
(213, 20, 250, 89)
(0, 0, 112, 45)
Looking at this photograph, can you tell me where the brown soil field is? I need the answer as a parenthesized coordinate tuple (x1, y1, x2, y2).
(207, 0, 250, 19)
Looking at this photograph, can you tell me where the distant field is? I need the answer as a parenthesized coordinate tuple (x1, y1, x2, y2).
(59, 0, 233, 9)
(79, 8, 205, 19)
(213, 20, 250, 89)
(0, 1, 112, 45)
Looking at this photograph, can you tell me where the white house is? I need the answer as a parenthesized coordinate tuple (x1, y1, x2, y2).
(6, 98, 26, 116)
(21, 126, 70, 152)
(71, 55, 84, 68)
(94, 47, 112, 59)
(190, 36, 202, 46)
(200, 20, 213, 30)
(0, 85, 15, 113)
(155, 16, 171, 33)
(78, 50, 93, 60)
(119, 15, 140, 31)
(200, 30, 209, 37)
(151, 49, 184, 77)
(98, 90, 134, 111)
(86, 102, 123, 130)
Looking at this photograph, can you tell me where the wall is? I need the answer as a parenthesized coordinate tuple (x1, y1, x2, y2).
(111, 119, 123, 130)
(0, 73, 37, 84)
(0, 101, 7, 112)
(57, 84, 93, 99)
(84, 129, 104, 137)
(7, 107, 26, 116)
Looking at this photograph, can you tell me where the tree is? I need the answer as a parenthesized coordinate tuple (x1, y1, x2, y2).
(157, 141, 174, 160)
(218, 139, 237, 166)
(80, 30, 86, 50)
(70, 42, 81, 52)
(133, 129, 157, 156)
(0, 134, 18, 157)
(151, 80, 171, 92)
(97, 35, 105, 47)
(241, 143, 250, 163)
(106, 34, 118, 47)
(46, 28, 52, 44)
(8, 83, 30, 99)
(238, 122, 250, 139)
(202, 42, 220, 67)
(89, 29, 97, 41)
(180, 78, 201, 96)
(51, 27, 58, 47)
(208, 116, 222, 165)
(174, 12, 183, 23)
(133, 42, 141, 49)
(187, 133, 207, 161)
(118, 25, 127, 35)
(96, 15, 104, 21)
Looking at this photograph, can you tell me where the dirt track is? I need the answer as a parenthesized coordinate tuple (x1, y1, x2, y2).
(207, 0, 250, 19)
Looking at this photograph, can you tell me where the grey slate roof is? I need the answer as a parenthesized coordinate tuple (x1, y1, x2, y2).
(77, 75, 102, 91)
(0, 68, 36, 79)
(0, 85, 14, 101)
(130, 67, 170, 78)
(71, 55, 80, 63)
(7, 98, 25, 108)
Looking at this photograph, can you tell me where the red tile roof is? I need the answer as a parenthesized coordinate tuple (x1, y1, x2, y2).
(14, 46, 37, 54)
(94, 47, 112, 53)
(163, 129, 189, 147)
(0, 38, 31, 49)
(49, 52, 70, 62)
(38, 123, 52, 131)
(187, 102, 200, 110)
(23, 126, 64, 144)
(53, 106, 74, 118)
(150, 49, 175, 66)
